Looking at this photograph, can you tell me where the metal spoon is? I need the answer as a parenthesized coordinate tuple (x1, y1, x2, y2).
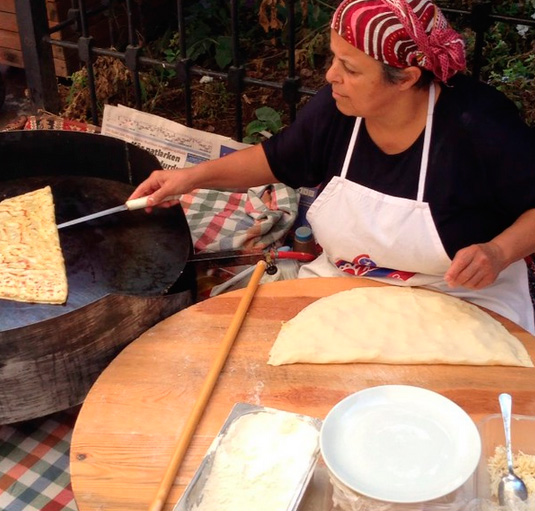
(498, 393, 528, 506)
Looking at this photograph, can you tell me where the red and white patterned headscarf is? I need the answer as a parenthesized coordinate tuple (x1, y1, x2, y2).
(331, 0, 466, 82)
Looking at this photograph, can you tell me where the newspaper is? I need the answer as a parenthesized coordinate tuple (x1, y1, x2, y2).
(101, 104, 250, 169)
(100, 104, 300, 259)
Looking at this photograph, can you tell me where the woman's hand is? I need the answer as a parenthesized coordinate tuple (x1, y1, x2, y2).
(128, 144, 278, 212)
(444, 242, 506, 290)
(445, 209, 535, 290)
(129, 169, 195, 212)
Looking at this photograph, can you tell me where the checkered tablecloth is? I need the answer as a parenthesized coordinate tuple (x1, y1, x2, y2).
(0, 408, 79, 511)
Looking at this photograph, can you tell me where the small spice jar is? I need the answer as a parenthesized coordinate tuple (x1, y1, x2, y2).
(293, 226, 316, 255)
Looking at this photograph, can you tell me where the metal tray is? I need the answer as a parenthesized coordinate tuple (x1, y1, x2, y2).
(174, 402, 322, 511)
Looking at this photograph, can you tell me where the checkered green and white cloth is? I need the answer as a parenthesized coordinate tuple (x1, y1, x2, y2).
(181, 183, 299, 253)
(0, 409, 78, 511)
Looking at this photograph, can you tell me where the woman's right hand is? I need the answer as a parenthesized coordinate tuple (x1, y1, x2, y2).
(128, 144, 277, 211)
(129, 169, 194, 211)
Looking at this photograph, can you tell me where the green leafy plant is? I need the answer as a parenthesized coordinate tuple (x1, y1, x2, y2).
(243, 106, 283, 144)
(61, 0, 534, 130)
(437, 1, 535, 125)
(177, 0, 263, 70)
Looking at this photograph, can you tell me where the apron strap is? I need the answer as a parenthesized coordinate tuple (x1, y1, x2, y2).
(416, 82, 436, 202)
(340, 117, 362, 180)
(340, 82, 436, 201)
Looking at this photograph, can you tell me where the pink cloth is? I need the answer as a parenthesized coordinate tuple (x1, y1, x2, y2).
(331, 0, 466, 82)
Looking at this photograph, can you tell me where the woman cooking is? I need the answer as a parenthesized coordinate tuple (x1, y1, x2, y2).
(129, 0, 535, 333)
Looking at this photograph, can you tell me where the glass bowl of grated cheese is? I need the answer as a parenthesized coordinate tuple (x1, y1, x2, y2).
(475, 413, 535, 510)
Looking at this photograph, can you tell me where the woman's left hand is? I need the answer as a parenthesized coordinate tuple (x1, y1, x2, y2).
(444, 242, 506, 290)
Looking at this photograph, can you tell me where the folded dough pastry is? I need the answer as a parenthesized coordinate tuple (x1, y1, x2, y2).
(268, 286, 533, 367)
(0, 186, 68, 304)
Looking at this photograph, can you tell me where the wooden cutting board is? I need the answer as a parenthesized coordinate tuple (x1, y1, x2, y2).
(70, 277, 535, 511)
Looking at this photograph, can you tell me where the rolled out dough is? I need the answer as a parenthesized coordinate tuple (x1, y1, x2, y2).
(267, 286, 533, 367)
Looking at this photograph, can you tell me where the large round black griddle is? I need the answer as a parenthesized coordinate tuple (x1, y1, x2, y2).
(0, 130, 195, 424)
(0, 129, 159, 184)
(0, 175, 190, 329)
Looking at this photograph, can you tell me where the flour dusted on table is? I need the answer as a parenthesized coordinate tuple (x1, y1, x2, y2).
(191, 410, 319, 511)
(268, 286, 533, 367)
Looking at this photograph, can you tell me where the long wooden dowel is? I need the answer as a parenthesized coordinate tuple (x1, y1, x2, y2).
(148, 260, 267, 511)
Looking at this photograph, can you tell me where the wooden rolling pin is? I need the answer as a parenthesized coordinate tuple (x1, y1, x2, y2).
(148, 260, 267, 511)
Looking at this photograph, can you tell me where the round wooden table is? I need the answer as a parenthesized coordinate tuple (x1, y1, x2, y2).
(70, 278, 535, 511)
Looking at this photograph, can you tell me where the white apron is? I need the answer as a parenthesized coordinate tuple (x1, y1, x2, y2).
(301, 83, 534, 333)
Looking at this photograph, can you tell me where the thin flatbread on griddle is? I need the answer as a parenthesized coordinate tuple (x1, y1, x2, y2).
(0, 186, 68, 304)
(268, 286, 533, 367)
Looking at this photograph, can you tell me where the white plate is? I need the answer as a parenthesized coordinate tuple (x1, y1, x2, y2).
(320, 385, 481, 503)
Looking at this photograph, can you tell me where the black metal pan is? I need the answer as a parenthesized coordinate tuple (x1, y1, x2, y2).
(0, 130, 194, 423)
(0, 175, 191, 329)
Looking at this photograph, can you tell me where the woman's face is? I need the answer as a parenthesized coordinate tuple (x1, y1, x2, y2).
(326, 29, 401, 119)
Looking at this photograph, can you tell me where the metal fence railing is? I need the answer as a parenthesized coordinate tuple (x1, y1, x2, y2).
(15, 0, 535, 141)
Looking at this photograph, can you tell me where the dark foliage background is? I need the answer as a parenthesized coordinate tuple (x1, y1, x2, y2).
(60, 0, 535, 134)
